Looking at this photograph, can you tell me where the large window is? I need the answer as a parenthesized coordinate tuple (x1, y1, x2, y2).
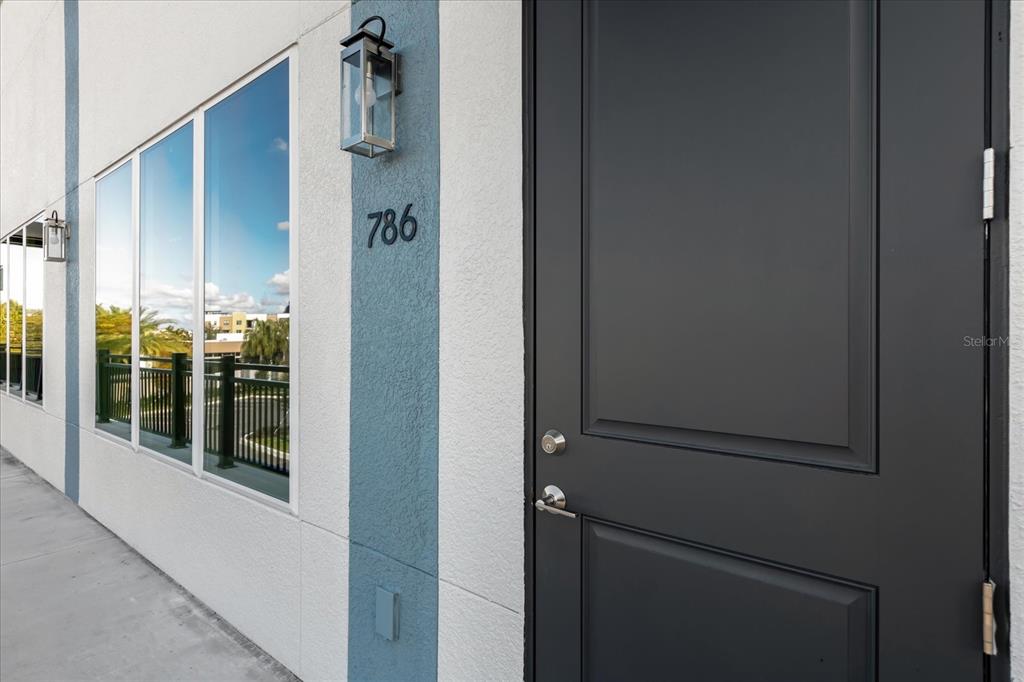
(1, 237, 7, 389)
(140, 123, 194, 463)
(93, 56, 293, 504)
(5, 231, 21, 395)
(204, 61, 290, 501)
(95, 161, 133, 440)
(24, 222, 44, 401)
(0, 219, 43, 402)
(7, 233, 22, 393)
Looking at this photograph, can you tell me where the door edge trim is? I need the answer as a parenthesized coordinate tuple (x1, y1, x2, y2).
(986, 1, 1011, 679)
(523, 0, 537, 679)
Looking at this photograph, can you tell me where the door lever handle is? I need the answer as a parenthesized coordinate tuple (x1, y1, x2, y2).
(534, 485, 578, 519)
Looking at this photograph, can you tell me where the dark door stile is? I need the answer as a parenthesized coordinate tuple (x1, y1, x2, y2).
(527, 1, 1009, 681)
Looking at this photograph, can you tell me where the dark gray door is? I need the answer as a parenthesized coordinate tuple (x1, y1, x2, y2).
(533, 1, 986, 680)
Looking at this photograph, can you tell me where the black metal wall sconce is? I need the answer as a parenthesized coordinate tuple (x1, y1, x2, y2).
(43, 210, 69, 262)
(341, 15, 401, 158)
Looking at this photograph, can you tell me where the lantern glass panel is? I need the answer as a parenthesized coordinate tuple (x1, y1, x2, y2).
(341, 46, 364, 150)
(45, 222, 64, 261)
(366, 50, 394, 148)
(340, 38, 395, 157)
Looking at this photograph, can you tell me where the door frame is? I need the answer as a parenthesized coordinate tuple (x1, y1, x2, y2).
(986, 1, 1011, 680)
(521, 1, 1012, 679)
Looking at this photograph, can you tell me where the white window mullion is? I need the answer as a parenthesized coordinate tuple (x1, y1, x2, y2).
(20, 227, 26, 402)
(130, 153, 141, 449)
(287, 48, 299, 515)
(5, 239, 9, 396)
(192, 110, 205, 478)
(2, 241, 7, 394)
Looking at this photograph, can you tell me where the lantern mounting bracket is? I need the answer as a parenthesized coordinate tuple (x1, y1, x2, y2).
(48, 210, 70, 239)
(340, 16, 402, 96)
(342, 15, 395, 50)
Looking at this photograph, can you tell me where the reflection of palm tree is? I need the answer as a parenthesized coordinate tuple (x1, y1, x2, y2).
(24, 310, 42, 354)
(95, 305, 191, 356)
(1, 300, 42, 353)
(242, 319, 288, 365)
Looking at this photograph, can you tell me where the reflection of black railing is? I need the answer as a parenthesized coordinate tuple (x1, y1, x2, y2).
(5, 349, 21, 387)
(96, 351, 288, 474)
(25, 354, 43, 399)
(204, 356, 289, 474)
(2, 351, 42, 398)
(139, 355, 192, 448)
(96, 350, 131, 424)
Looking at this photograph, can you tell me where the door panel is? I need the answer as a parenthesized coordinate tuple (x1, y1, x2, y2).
(534, 1, 985, 680)
(584, 0, 875, 470)
(584, 521, 875, 682)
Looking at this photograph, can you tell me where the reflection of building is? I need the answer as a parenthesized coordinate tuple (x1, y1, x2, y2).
(204, 311, 289, 339)
(202, 311, 289, 357)
(203, 339, 243, 357)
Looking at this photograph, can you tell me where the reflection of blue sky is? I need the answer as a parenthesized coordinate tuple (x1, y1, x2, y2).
(96, 161, 133, 310)
(205, 60, 290, 316)
(142, 123, 193, 330)
(25, 242, 43, 309)
(0, 241, 6, 309)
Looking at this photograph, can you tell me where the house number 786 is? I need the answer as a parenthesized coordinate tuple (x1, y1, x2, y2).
(367, 203, 418, 248)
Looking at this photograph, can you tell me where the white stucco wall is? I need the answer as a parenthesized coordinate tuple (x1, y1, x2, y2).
(2, 2, 355, 679)
(1010, 3, 1024, 676)
(2, 1, 528, 679)
(438, 1, 524, 679)
(0, 0, 70, 489)
(0, 0, 65, 233)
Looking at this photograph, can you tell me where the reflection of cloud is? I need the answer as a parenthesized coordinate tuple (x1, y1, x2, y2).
(276, 221, 289, 231)
(96, 244, 133, 308)
(145, 282, 191, 305)
(267, 270, 289, 296)
(259, 296, 288, 312)
(204, 281, 261, 314)
(142, 281, 194, 328)
(271, 137, 288, 152)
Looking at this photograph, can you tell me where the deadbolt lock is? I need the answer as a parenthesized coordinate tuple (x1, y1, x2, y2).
(541, 429, 566, 455)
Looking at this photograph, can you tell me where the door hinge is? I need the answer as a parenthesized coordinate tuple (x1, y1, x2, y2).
(983, 579, 997, 656)
(983, 147, 995, 221)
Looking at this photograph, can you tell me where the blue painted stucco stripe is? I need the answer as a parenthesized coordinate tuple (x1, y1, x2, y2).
(348, 1, 441, 680)
(64, 0, 80, 502)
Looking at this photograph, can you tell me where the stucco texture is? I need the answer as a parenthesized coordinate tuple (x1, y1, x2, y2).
(3, 2, 357, 680)
(1010, 3, 1024, 676)
(0, 0, 531, 679)
(0, 0, 65, 234)
(347, 1, 441, 678)
(437, 0, 525, 677)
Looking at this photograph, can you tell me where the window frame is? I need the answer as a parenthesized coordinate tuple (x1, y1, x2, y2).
(137, 118, 194, 472)
(89, 47, 299, 513)
(1, 233, 7, 394)
(1, 212, 46, 407)
(92, 157, 134, 449)
(1, 235, 5, 392)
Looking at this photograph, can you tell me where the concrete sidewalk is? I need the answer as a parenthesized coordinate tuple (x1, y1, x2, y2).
(0, 449, 298, 682)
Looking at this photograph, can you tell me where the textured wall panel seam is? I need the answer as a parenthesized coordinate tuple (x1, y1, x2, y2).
(63, 0, 80, 502)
